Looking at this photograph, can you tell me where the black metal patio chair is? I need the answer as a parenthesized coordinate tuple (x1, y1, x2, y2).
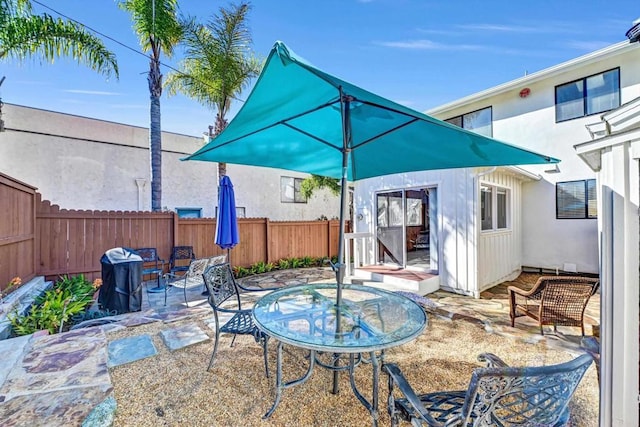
(202, 262, 278, 377)
(134, 247, 165, 290)
(383, 352, 593, 426)
(169, 245, 196, 276)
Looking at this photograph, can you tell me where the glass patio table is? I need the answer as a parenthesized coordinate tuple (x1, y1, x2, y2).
(252, 283, 427, 426)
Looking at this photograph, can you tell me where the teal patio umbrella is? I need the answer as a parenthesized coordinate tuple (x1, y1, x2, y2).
(184, 41, 559, 308)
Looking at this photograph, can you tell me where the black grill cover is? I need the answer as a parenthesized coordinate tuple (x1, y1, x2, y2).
(98, 247, 143, 314)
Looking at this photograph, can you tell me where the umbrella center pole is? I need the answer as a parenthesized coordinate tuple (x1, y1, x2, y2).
(332, 90, 353, 395)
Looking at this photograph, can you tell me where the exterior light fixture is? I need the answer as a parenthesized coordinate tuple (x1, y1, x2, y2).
(626, 17, 640, 43)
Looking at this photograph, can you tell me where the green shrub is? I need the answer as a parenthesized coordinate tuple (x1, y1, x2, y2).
(9, 275, 98, 336)
(277, 258, 292, 270)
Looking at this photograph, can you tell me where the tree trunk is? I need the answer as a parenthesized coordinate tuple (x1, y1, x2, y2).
(149, 58, 163, 211)
(215, 112, 228, 180)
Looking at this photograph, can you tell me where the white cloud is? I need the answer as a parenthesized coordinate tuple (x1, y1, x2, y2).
(457, 22, 579, 35)
(563, 40, 612, 51)
(377, 39, 486, 51)
(63, 89, 121, 96)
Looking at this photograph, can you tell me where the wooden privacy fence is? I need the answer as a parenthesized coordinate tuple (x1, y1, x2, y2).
(34, 194, 343, 282)
(0, 173, 37, 293)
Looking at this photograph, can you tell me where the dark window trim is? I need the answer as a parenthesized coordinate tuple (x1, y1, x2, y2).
(444, 106, 493, 137)
(554, 67, 620, 123)
(556, 179, 597, 219)
(280, 176, 307, 204)
(176, 207, 202, 218)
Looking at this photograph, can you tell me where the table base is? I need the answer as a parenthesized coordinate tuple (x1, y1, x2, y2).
(263, 341, 383, 427)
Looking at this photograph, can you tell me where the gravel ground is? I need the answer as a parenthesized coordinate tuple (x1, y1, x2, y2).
(109, 313, 598, 426)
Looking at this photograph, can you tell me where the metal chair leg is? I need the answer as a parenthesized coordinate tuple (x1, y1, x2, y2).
(261, 335, 270, 378)
(208, 328, 221, 372)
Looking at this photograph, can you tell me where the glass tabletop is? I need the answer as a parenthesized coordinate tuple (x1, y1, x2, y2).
(253, 284, 427, 352)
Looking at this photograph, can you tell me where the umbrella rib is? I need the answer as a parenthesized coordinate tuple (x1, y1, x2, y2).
(188, 98, 342, 157)
(354, 99, 554, 161)
(282, 122, 341, 150)
(351, 118, 419, 151)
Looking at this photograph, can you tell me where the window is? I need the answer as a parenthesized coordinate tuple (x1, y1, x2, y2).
(445, 106, 492, 137)
(215, 206, 246, 218)
(280, 176, 306, 203)
(555, 68, 620, 122)
(176, 208, 202, 218)
(556, 179, 597, 219)
(481, 184, 509, 231)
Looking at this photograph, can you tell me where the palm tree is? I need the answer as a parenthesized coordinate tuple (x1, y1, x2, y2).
(165, 1, 260, 181)
(119, 0, 182, 211)
(0, 0, 118, 78)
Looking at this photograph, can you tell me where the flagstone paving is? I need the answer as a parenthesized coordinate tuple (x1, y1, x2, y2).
(0, 267, 600, 426)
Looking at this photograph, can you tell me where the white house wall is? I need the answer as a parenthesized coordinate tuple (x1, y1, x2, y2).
(477, 170, 525, 293)
(428, 43, 640, 274)
(0, 104, 340, 220)
(354, 168, 479, 295)
(576, 124, 640, 427)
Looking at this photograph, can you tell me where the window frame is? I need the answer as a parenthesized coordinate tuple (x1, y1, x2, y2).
(176, 207, 202, 218)
(280, 176, 307, 204)
(556, 179, 597, 219)
(214, 206, 246, 218)
(480, 183, 510, 232)
(445, 106, 493, 137)
(555, 68, 620, 123)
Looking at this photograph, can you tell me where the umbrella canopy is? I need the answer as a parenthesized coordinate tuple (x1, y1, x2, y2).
(184, 41, 559, 305)
(215, 175, 239, 252)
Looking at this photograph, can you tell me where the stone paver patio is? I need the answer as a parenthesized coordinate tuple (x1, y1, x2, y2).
(0, 268, 599, 426)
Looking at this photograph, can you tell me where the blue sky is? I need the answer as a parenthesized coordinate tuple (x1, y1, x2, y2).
(3, 0, 639, 136)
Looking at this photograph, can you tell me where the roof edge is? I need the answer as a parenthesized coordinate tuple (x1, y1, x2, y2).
(427, 41, 636, 116)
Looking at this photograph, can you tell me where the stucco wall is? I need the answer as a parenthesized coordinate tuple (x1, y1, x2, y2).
(0, 104, 340, 220)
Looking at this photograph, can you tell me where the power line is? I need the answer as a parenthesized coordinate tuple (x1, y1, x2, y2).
(30, 0, 247, 104)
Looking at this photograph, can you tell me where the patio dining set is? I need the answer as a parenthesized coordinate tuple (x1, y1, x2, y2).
(135, 246, 598, 427)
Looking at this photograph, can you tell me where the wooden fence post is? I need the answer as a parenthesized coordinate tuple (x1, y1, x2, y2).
(327, 220, 332, 259)
(265, 218, 270, 262)
(172, 211, 179, 249)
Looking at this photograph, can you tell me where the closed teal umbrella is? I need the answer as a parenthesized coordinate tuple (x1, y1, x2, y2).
(184, 41, 558, 306)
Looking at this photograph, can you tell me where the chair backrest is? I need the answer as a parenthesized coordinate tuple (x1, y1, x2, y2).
(170, 246, 195, 272)
(540, 280, 597, 326)
(460, 353, 593, 426)
(202, 263, 239, 308)
(206, 254, 227, 268)
(135, 247, 160, 265)
(185, 258, 210, 278)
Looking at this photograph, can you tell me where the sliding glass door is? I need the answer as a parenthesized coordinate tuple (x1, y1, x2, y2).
(375, 187, 438, 272)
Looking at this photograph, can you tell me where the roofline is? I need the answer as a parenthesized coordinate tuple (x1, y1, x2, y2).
(427, 41, 638, 116)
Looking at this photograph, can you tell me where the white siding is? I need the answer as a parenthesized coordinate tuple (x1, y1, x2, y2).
(354, 168, 480, 295)
(477, 171, 524, 292)
(428, 43, 640, 275)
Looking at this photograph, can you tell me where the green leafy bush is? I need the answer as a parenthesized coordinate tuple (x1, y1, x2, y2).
(9, 275, 99, 336)
(232, 256, 334, 279)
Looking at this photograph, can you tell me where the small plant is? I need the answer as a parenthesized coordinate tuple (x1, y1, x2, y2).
(290, 258, 303, 268)
(9, 275, 99, 336)
(250, 261, 269, 274)
(300, 256, 314, 267)
(0, 277, 21, 304)
(277, 258, 291, 270)
(233, 266, 251, 278)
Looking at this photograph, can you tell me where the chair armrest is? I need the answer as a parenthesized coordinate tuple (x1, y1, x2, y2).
(507, 285, 531, 298)
(383, 363, 447, 427)
(164, 272, 186, 283)
(477, 353, 509, 368)
(235, 280, 281, 293)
